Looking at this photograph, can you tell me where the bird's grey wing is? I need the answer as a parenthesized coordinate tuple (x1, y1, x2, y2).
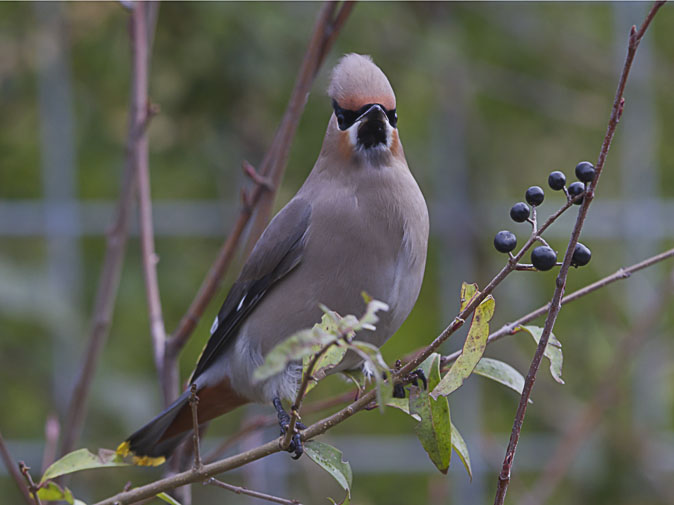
(189, 198, 312, 383)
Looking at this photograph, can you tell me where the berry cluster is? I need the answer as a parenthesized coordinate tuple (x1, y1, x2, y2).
(493, 162, 595, 271)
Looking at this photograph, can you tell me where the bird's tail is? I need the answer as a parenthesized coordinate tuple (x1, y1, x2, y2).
(116, 380, 249, 466)
(116, 389, 192, 466)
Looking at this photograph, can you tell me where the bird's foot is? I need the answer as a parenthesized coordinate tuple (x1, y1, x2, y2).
(272, 397, 305, 459)
(392, 368, 428, 399)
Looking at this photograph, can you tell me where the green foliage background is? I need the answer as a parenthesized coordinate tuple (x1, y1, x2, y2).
(1, 2, 674, 504)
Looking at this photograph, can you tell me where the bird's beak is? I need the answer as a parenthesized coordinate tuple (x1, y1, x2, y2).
(356, 104, 388, 124)
(353, 104, 390, 150)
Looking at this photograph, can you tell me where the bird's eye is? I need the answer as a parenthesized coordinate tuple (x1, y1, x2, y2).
(332, 100, 359, 131)
(387, 109, 398, 128)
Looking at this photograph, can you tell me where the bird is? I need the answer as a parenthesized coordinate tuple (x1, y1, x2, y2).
(116, 53, 429, 465)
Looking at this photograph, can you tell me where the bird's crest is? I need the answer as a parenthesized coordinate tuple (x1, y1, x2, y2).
(328, 53, 396, 112)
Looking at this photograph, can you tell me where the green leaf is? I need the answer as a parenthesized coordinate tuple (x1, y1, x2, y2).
(40, 448, 128, 484)
(409, 353, 452, 474)
(474, 357, 528, 399)
(450, 422, 472, 481)
(157, 492, 182, 505)
(36, 481, 74, 504)
(517, 325, 564, 384)
(431, 295, 495, 398)
(304, 440, 352, 504)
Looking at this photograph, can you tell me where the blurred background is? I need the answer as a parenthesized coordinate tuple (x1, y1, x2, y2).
(2, 2, 674, 504)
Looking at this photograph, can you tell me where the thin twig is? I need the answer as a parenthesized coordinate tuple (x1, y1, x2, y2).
(0, 432, 33, 505)
(166, 1, 355, 363)
(59, 2, 160, 456)
(131, 1, 168, 391)
(189, 384, 202, 469)
(205, 477, 301, 505)
(18, 462, 41, 505)
(493, 4, 665, 503)
(521, 270, 674, 505)
(440, 247, 674, 368)
(281, 341, 337, 450)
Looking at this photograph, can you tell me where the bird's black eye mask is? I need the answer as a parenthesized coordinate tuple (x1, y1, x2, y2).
(332, 99, 398, 131)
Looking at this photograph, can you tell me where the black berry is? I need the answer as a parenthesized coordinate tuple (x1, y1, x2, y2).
(575, 161, 595, 183)
(571, 242, 592, 267)
(531, 246, 557, 271)
(510, 202, 530, 223)
(494, 230, 517, 253)
(548, 171, 566, 191)
(568, 182, 585, 204)
(525, 186, 545, 206)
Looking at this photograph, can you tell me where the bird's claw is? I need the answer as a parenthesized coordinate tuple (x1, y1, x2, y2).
(392, 368, 428, 399)
(273, 398, 305, 459)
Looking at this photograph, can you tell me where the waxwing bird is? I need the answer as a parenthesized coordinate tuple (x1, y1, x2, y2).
(117, 53, 429, 465)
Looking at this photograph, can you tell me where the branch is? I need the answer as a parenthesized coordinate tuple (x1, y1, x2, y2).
(166, 1, 356, 360)
(93, 241, 674, 505)
(58, 0, 160, 461)
(205, 477, 301, 505)
(18, 462, 41, 505)
(493, 3, 665, 503)
(0, 432, 33, 505)
(522, 269, 674, 505)
(204, 390, 354, 463)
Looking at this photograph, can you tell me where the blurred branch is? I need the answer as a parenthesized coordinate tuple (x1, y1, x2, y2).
(41, 414, 59, 473)
(166, 1, 356, 368)
(0, 431, 33, 505)
(59, 1, 160, 457)
(493, 3, 665, 503)
(132, 1, 168, 387)
(243, 1, 356, 254)
(521, 269, 674, 505)
(205, 477, 301, 505)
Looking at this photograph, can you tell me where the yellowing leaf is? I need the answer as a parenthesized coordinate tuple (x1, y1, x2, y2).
(431, 296, 495, 399)
(40, 448, 128, 484)
(157, 492, 182, 505)
(409, 353, 452, 474)
(36, 481, 75, 504)
(460, 282, 480, 311)
(518, 325, 564, 384)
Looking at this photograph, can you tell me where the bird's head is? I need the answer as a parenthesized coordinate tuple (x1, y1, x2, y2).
(326, 54, 400, 164)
